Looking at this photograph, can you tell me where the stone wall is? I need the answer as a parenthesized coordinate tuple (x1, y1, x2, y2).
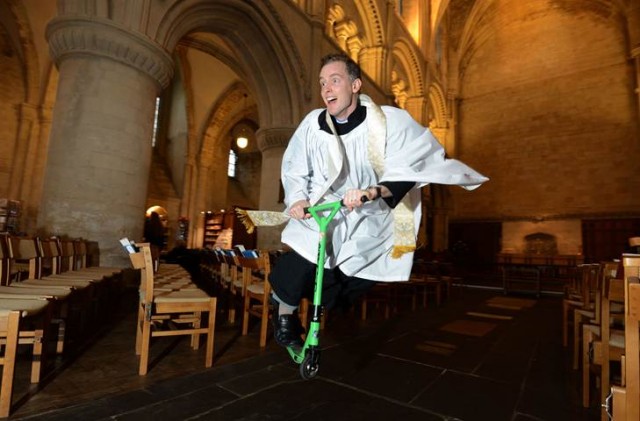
(451, 2, 640, 223)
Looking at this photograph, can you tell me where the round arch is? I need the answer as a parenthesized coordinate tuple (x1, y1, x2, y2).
(391, 39, 425, 96)
(353, 0, 385, 46)
(154, 0, 307, 129)
(1, 0, 40, 104)
(428, 83, 448, 129)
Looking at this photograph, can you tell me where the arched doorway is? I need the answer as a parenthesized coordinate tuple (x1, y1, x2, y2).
(145, 205, 168, 251)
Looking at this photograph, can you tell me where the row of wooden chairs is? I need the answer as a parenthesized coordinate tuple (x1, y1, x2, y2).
(200, 250, 461, 346)
(562, 254, 640, 420)
(200, 249, 311, 348)
(0, 234, 123, 417)
(606, 255, 640, 420)
(359, 261, 461, 321)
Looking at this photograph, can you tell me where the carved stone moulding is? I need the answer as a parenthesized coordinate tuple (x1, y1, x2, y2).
(256, 127, 294, 152)
(46, 17, 174, 89)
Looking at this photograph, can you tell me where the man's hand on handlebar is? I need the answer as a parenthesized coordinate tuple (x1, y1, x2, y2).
(343, 186, 382, 211)
(288, 199, 311, 220)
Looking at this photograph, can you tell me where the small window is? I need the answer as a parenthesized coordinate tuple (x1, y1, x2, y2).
(228, 149, 237, 177)
(152, 97, 161, 147)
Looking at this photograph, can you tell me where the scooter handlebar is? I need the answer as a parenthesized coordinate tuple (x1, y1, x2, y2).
(302, 195, 370, 214)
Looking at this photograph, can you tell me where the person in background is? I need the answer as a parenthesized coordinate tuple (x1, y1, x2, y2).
(143, 211, 165, 270)
(268, 53, 489, 347)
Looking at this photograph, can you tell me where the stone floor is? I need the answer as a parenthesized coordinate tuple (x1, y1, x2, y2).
(6, 284, 600, 421)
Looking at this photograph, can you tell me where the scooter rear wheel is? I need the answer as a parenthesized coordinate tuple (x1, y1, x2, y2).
(300, 352, 319, 380)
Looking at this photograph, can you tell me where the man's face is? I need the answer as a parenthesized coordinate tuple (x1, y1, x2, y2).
(319, 60, 361, 121)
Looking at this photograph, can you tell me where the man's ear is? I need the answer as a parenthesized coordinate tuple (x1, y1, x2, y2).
(351, 78, 362, 93)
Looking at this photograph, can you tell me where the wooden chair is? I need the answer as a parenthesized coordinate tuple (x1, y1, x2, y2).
(572, 261, 621, 370)
(411, 261, 444, 307)
(563, 263, 599, 350)
(71, 238, 123, 277)
(128, 243, 216, 375)
(7, 237, 93, 290)
(0, 235, 73, 355)
(0, 310, 21, 418)
(408, 274, 442, 309)
(0, 298, 52, 384)
(360, 283, 393, 320)
(237, 251, 272, 348)
(48, 238, 120, 284)
(620, 255, 640, 420)
(220, 251, 241, 324)
(581, 275, 625, 416)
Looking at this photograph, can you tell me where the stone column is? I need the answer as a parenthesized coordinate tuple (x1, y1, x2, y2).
(22, 105, 54, 233)
(41, 17, 173, 267)
(181, 154, 197, 248)
(255, 127, 293, 250)
(191, 162, 211, 249)
(359, 46, 387, 86)
(405, 95, 427, 126)
(431, 209, 449, 252)
(446, 90, 459, 157)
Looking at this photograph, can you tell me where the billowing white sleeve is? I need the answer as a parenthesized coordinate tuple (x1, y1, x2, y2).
(381, 107, 489, 190)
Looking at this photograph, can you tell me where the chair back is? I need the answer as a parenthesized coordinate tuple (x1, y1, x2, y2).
(623, 254, 640, 421)
(129, 243, 155, 304)
(578, 263, 601, 309)
(73, 240, 88, 270)
(56, 239, 76, 273)
(7, 236, 40, 280)
(220, 250, 240, 289)
(236, 251, 270, 295)
(37, 238, 61, 276)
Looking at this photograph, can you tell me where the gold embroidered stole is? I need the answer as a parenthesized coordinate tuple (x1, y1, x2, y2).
(326, 94, 416, 258)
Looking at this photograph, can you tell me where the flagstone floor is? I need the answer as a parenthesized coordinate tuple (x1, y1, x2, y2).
(7, 284, 599, 421)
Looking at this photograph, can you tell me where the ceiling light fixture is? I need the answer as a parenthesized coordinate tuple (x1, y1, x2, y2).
(236, 136, 248, 149)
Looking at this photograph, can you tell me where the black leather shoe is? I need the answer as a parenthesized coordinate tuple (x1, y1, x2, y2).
(273, 313, 304, 348)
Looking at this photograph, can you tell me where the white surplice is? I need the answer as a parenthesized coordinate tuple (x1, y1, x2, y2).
(280, 100, 488, 282)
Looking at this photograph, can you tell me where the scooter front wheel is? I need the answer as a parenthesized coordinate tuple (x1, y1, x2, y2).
(299, 351, 320, 380)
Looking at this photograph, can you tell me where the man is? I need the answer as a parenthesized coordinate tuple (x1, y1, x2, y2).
(268, 53, 488, 347)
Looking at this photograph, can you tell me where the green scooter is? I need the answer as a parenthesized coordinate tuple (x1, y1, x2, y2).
(288, 197, 370, 380)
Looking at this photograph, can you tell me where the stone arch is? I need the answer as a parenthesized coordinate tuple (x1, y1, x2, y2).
(456, 0, 501, 85)
(428, 83, 447, 129)
(200, 82, 253, 165)
(184, 80, 259, 245)
(154, 0, 307, 129)
(1, 0, 40, 104)
(391, 39, 425, 96)
(353, 0, 385, 46)
(1, 0, 46, 229)
(430, 0, 451, 39)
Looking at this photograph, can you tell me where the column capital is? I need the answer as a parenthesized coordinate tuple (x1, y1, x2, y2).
(256, 127, 294, 152)
(46, 17, 174, 89)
